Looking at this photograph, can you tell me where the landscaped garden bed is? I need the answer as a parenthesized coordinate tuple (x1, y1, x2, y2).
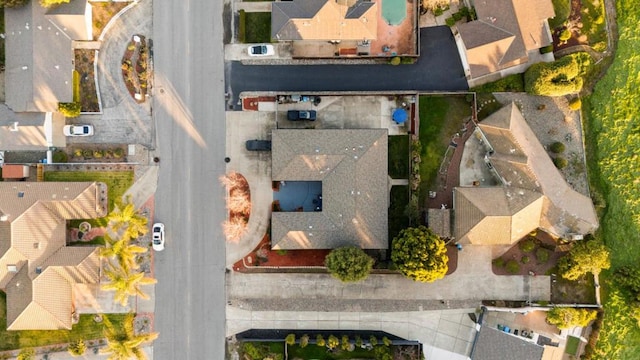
(121, 35, 150, 103)
(551, 0, 607, 52)
(491, 230, 564, 276)
(74, 49, 100, 112)
(234, 330, 422, 360)
(91, 0, 131, 39)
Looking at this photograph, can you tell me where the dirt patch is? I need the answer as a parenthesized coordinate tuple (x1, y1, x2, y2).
(91, 1, 131, 40)
(491, 231, 565, 276)
(74, 49, 100, 112)
(233, 234, 331, 271)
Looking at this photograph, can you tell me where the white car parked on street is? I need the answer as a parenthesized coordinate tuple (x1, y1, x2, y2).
(152, 223, 165, 251)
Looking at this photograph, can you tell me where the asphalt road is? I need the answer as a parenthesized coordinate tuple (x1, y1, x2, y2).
(152, 0, 227, 359)
(227, 27, 468, 107)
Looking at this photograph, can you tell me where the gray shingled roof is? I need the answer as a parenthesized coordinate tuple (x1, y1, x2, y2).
(5, 0, 91, 112)
(453, 103, 598, 244)
(457, 0, 554, 78)
(271, 129, 388, 249)
(472, 326, 544, 360)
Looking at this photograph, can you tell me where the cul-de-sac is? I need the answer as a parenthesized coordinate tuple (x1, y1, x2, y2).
(0, 0, 639, 359)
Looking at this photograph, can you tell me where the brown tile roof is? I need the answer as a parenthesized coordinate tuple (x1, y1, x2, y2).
(272, 0, 377, 41)
(454, 104, 598, 244)
(0, 182, 106, 330)
(457, 0, 554, 78)
(271, 129, 388, 249)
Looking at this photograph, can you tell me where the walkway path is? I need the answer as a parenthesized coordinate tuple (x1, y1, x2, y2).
(228, 245, 550, 310)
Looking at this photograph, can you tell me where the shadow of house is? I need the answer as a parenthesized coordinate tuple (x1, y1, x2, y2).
(454, 0, 555, 86)
(0, 182, 107, 330)
(451, 103, 598, 245)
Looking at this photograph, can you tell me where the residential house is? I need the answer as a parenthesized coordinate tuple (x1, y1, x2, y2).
(453, 103, 598, 245)
(271, 129, 388, 249)
(5, 0, 92, 113)
(271, 0, 418, 57)
(0, 182, 107, 330)
(272, 0, 377, 42)
(455, 0, 555, 86)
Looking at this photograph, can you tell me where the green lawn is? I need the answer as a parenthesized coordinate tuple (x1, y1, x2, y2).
(388, 135, 410, 179)
(0, 292, 126, 351)
(244, 12, 272, 43)
(417, 95, 472, 205)
(388, 185, 410, 243)
(471, 73, 524, 93)
(583, 0, 640, 357)
(565, 335, 581, 355)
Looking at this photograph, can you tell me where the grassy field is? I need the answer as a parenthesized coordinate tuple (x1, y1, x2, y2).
(417, 95, 472, 205)
(244, 12, 272, 43)
(388, 135, 410, 179)
(0, 292, 126, 351)
(583, 0, 640, 357)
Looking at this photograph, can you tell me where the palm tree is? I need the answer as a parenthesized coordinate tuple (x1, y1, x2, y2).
(108, 198, 148, 240)
(102, 314, 158, 360)
(100, 233, 148, 272)
(101, 264, 157, 307)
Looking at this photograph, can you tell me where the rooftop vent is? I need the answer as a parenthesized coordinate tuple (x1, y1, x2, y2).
(7, 265, 17, 273)
(18, 192, 24, 198)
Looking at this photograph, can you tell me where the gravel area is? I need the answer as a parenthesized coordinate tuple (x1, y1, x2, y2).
(492, 93, 590, 197)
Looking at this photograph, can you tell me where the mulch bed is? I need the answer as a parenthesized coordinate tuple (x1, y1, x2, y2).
(75, 49, 100, 113)
(233, 233, 459, 277)
(552, 0, 587, 51)
(91, 1, 130, 40)
(492, 231, 566, 276)
(121, 35, 149, 103)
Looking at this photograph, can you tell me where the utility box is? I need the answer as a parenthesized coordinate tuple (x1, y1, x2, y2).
(2, 165, 30, 179)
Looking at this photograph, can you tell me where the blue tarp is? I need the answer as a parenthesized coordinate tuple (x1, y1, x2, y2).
(393, 108, 408, 123)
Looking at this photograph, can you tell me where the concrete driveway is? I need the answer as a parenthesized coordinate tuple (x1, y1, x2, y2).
(67, 0, 153, 146)
(226, 27, 467, 108)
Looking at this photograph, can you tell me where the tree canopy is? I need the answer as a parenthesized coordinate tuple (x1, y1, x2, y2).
(324, 246, 374, 282)
(1, 0, 30, 8)
(546, 307, 598, 329)
(391, 226, 448, 282)
(40, 0, 70, 7)
(524, 53, 592, 96)
(559, 239, 610, 280)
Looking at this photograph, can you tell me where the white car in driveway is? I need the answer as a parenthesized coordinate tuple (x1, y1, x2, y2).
(248, 44, 275, 57)
(63, 124, 94, 137)
(152, 223, 165, 251)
